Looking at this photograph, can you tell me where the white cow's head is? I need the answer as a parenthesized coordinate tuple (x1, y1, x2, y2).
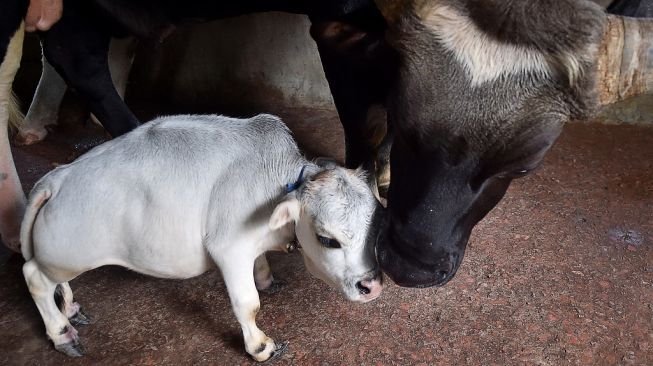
(270, 166, 382, 302)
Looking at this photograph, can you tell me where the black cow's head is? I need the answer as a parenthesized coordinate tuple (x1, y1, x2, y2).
(374, 0, 606, 287)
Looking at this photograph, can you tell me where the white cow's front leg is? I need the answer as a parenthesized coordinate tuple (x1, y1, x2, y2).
(254, 254, 286, 294)
(217, 253, 287, 362)
(16, 57, 66, 145)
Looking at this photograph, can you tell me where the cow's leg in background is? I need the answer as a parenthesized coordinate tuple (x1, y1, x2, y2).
(41, 12, 139, 138)
(16, 57, 66, 145)
(310, 21, 387, 170)
(18, 36, 138, 145)
(310, 18, 395, 198)
(0, 21, 26, 254)
(88, 36, 137, 127)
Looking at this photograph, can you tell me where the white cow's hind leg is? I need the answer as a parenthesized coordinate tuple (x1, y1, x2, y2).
(0, 23, 26, 252)
(23, 261, 85, 357)
(57, 282, 91, 326)
(216, 252, 288, 362)
(16, 57, 66, 145)
(254, 254, 286, 294)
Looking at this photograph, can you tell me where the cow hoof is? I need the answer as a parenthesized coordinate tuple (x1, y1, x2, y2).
(14, 128, 47, 146)
(250, 338, 287, 362)
(69, 308, 91, 326)
(260, 279, 287, 295)
(55, 338, 86, 357)
(264, 341, 289, 363)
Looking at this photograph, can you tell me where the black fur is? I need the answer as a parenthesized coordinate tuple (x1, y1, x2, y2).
(608, 0, 653, 17)
(33, 0, 390, 154)
(375, 0, 607, 287)
(0, 0, 28, 62)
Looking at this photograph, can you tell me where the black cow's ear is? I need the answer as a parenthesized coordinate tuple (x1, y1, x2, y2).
(314, 157, 339, 170)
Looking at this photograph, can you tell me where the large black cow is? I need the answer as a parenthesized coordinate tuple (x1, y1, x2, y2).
(0, 0, 650, 290)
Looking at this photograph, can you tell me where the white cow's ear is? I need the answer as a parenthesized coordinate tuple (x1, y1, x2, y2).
(269, 198, 300, 230)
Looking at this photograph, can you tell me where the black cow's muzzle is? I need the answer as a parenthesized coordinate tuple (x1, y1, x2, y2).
(376, 228, 460, 288)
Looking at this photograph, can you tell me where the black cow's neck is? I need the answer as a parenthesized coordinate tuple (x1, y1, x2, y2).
(90, 0, 385, 39)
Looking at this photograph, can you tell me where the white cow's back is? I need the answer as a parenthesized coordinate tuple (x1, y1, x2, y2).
(27, 114, 303, 280)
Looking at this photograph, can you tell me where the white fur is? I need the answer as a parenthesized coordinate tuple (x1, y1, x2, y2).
(8, 91, 24, 129)
(21, 114, 380, 361)
(421, 4, 553, 86)
(0, 22, 26, 252)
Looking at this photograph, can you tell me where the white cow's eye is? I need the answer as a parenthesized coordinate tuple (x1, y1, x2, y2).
(317, 235, 341, 249)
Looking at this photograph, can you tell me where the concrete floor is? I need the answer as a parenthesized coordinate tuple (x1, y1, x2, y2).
(0, 108, 651, 365)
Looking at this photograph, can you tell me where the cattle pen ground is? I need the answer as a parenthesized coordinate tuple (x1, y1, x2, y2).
(1, 106, 652, 365)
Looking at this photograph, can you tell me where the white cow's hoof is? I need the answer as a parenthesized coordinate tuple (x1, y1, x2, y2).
(55, 340, 85, 357)
(263, 341, 289, 363)
(249, 337, 287, 362)
(53, 326, 85, 357)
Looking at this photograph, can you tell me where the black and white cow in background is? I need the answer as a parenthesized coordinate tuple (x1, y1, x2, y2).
(21, 113, 381, 361)
(2, 0, 652, 288)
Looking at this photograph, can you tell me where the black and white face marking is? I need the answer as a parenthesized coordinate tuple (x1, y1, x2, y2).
(375, 0, 604, 288)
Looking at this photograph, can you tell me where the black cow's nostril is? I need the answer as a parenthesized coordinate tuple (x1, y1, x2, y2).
(436, 270, 449, 283)
(355, 281, 371, 295)
(451, 252, 460, 266)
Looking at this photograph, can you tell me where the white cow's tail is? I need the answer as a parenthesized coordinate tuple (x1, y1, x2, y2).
(20, 185, 51, 260)
(8, 91, 24, 130)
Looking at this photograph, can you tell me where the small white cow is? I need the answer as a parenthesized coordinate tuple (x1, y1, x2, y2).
(20, 114, 382, 362)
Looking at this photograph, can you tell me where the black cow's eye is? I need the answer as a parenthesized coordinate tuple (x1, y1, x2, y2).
(317, 235, 341, 249)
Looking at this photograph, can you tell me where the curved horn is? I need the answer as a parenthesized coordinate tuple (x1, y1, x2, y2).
(597, 15, 653, 105)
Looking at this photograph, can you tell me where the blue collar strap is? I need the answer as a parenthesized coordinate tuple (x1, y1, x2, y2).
(285, 165, 307, 193)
